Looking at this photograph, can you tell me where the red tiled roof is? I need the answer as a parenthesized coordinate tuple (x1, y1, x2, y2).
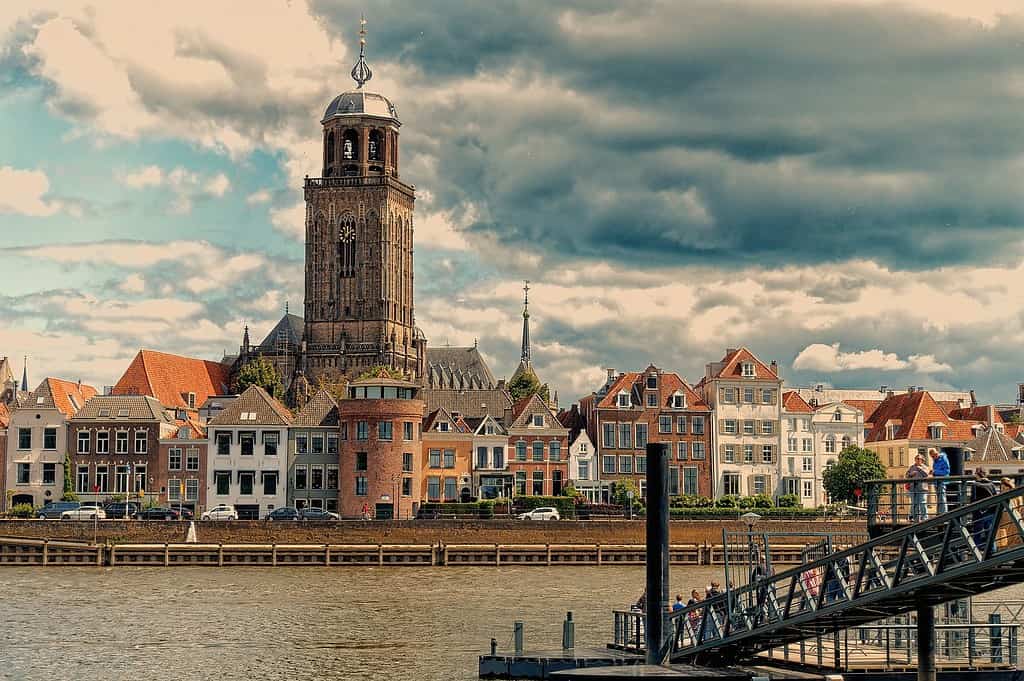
(783, 391, 814, 413)
(44, 378, 98, 418)
(112, 349, 230, 411)
(1005, 424, 1023, 440)
(842, 399, 883, 422)
(511, 396, 535, 422)
(866, 390, 985, 443)
(709, 347, 779, 380)
(947, 406, 1003, 424)
(595, 369, 710, 411)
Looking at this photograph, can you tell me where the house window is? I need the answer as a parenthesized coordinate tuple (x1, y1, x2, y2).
(515, 471, 527, 496)
(76, 466, 89, 493)
(646, 392, 658, 407)
(493, 447, 504, 469)
(357, 421, 369, 440)
(741, 362, 755, 378)
(617, 393, 630, 408)
(724, 445, 735, 463)
(532, 414, 544, 427)
(16, 463, 30, 484)
(549, 441, 561, 462)
(673, 394, 686, 409)
(744, 445, 754, 463)
(311, 434, 324, 454)
(443, 449, 456, 468)
(659, 415, 672, 434)
(841, 435, 851, 450)
(578, 461, 590, 480)
(802, 457, 813, 473)
(762, 389, 774, 404)
(436, 422, 450, 433)
(115, 466, 130, 494)
(115, 431, 129, 454)
(532, 471, 544, 496)
(603, 423, 616, 448)
(803, 480, 813, 498)
(802, 438, 813, 453)
(310, 466, 324, 490)
(928, 425, 943, 439)
(18, 428, 31, 450)
(619, 423, 632, 449)
(427, 477, 440, 501)
(683, 467, 698, 495)
(762, 445, 773, 463)
(239, 472, 255, 496)
(723, 387, 737, 403)
(516, 441, 527, 461)
(444, 477, 458, 501)
(723, 420, 737, 435)
(743, 420, 754, 435)
(669, 466, 680, 495)
(824, 437, 836, 453)
(401, 478, 412, 497)
(692, 442, 705, 460)
(429, 449, 442, 468)
(676, 416, 687, 434)
(532, 441, 544, 461)
(240, 432, 255, 456)
(169, 478, 181, 501)
(788, 437, 797, 453)
(187, 392, 196, 409)
(134, 431, 148, 453)
(647, 374, 658, 389)
(723, 474, 740, 495)
(636, 455, 647, 474)
(186, 449, 200, 471)
(356, 452, 368, 472)
(619, 455, 633, 474)
(321, 464, 337, 491)
(77, 431, 90, 454)
(692, 418, 704, 435)
(579, 442, 587, 454)
(403, 422, 414, 441)
(833, 410, 843, 422)
(476, 446, 488, 469)
(296, 433, 311, 453)
(743, 388, 754, 404)
(355, 476, 368, 496)
(752, 475, 767, 495)
(379, 421, 393, 441)
(327, 434, 338, 454)
(168, 448, 182, 470)
(186, 479, 199, 501)
(216, 432, 231, 455)
(403, 452, 414, 472)
(96, 431, 110, 454)
(602, 455, 616, 474)
(635, 423, 648, 449)
(263, 432, 279, 456)
(43, 427, 57, 450)
(762, 421, 774, 435)
(677, 441, 688, 460)
(96, 466, 109, 493)
(295, 465, 307, 490)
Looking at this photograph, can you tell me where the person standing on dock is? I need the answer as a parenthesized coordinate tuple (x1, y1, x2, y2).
(971, 468, 998, 547)
(929, 448, 950, 514)
(906, 454, 930, 522)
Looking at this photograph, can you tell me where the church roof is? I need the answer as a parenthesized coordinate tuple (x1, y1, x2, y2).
(255, 314, 304, 354)
(426, 346, 497, 390)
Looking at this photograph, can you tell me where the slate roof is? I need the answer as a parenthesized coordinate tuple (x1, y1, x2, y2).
(113, 349, 230, 411)
(26, 378, 98, 418)
(557, 404, 588, 443)
(208, 385, 292, 426)
(782, 391, 814, 413)
(426, 346, 497, 390)
(255, 314, 304, 353)
(964, 425, 1024, 463)
(71, 395, 171, 422)
(423, 387, 513, 421)
(291, 389, 340, 427)
(706, 347, 779, 380)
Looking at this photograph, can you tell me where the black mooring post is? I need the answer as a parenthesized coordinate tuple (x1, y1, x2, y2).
(917, 603, 936, 681)
(646, 442, 670, 665)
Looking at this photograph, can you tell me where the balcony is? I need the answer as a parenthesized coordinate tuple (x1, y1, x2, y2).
(304, 175, 414, 198)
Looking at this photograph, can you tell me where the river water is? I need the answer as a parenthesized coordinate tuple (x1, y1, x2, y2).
(0, 566, 723, 680)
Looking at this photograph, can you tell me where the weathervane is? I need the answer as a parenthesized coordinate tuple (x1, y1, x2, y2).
(350, 15, 373, 89)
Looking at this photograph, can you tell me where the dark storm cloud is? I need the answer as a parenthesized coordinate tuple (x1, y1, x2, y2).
(313, 0, 1024, 269)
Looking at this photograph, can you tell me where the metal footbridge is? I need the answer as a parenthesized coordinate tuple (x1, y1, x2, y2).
(667, 484, 1024, 665)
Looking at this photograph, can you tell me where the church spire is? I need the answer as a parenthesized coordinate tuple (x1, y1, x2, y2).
(350, 15, 373, 89)
(21, 356, 28, 392)
(520, 280, 531, 367)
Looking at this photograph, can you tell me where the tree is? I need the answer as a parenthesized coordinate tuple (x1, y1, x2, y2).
(610, 479, 641, 507)
(235, 357, 284, 400)
(315, 370, 349, 403)
(508, 369, 550, 403)
(822, 445, 886, 503)
(61, 453, 78, 502)
(357, 365, 405, 381)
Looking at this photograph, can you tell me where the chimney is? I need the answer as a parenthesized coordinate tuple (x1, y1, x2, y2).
(969, 390, 978, 407)
(907, 385, 916, 394)
(726, 348, 738, 355)
(770, 360, 779, 375)
(989, 405, 996, 427)
(815, 384, 823, 392)
(605, 368, 616, 382)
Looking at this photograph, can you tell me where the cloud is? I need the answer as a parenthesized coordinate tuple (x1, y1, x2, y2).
(794, 343, 913, 372)
(0, 166, 63, 216)
(246, 188, 271, 204)
(117, 165, 231, 213)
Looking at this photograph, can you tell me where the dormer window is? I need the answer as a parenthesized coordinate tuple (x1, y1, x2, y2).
(36, 396, 45, 405)
(98, 409, 110, 418)
(617, 392, 630, 408)
(532, 414, 544, 427)
(672, 393, 686, 409)
(485, 424, 495, 435)
(178, 427, 191, 439)
(646, 374, 657, 389)
(928, 424, 944, 439)
(741, 362, 755, 378)
(886, 424, 897, 440)
(437, 422, 450, 433)
(118, 409, 130, 418)
(187, 392, 196, 409)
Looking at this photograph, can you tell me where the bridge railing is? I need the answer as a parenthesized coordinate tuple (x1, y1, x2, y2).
(667, 483, 1024, 662)
(612, 610, 645, 653)
(864, 475, 977, 533)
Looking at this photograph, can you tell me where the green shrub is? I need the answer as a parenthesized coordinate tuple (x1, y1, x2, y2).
(776, 493, 800, 508)
(670, 507, 823, 519)
(715, 495, 739, 508)
(672, 494, 714, 508)
(60, 491, 80, 502)
(9, 503, 34, 518)
(738, 494, 774, 509)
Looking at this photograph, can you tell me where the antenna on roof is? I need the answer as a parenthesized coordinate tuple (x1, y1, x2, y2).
(285, 301, 289, 316)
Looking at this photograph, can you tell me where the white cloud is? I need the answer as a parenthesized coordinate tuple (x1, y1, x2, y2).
(204, 173, 231, 197)
(246, 189, 271, 204)
(794, 343, 910, 372)
(270, 202, 306, 239)
(119, 273, 146, 294)
(0, 166, 62, 216)
(118, 165, 231, 214)
(119, 165, 164, 188)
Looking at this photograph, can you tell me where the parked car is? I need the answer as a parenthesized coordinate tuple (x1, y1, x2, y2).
(36, 502, 80, 519)
(518, 507, 560, 521)
(61, 507, 106, 520)
(103, 502, 142, 519)
(201, 504, 238, 521)
(299, 507, 340, 521)
(265, 507, 300, 521)
(135, 507, 185, 521)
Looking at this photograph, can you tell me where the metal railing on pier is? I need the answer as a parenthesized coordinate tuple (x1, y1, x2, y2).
(865, 475, 978, 535)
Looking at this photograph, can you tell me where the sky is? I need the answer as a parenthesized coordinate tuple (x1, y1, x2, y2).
(1, 0, 1023, 405)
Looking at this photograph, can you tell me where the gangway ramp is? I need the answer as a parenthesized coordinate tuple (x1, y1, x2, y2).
(668, 484, 1024, 665)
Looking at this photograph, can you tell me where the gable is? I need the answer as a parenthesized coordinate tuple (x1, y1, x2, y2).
(713, 347, 779, 380)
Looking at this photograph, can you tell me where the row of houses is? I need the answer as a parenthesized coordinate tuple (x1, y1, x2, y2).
(2, 347, 1022, 516)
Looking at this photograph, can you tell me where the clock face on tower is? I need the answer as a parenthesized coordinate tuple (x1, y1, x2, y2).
(340, 224, 355, 242)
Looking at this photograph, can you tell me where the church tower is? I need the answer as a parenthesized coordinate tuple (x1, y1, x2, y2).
(302, 18, 426, 384)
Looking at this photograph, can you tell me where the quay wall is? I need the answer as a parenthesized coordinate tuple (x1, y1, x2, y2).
(0, 518, 863, 546)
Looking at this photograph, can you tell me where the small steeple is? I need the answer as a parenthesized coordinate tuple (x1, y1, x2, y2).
(350, 15, 373, 89)
(21, 356, 28, 392)
(520, 280, 531, 367)
(242, 325, 251, 352)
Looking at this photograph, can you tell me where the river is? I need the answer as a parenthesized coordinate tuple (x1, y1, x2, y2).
(0, 566, 724, 680)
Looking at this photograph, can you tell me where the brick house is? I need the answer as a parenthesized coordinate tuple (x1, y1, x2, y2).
(506, 394, 569, 497)
(158, 417, 207, 513)
(421, 407, 474, 503)
(69, 395, 173, 506)
(592, 365, 713, 498)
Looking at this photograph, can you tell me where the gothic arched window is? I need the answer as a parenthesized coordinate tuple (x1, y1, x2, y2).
(338, 213, 356, 278)
(342, 129, 359, 160)
(368, 129, 384, 162)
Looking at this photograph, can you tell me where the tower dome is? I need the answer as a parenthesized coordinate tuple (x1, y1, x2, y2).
(322, 91, 398, 123)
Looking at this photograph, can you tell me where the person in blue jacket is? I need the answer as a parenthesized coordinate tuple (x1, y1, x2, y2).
(930, 448, 950, 513)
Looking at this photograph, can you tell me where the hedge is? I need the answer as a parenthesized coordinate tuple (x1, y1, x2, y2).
(417, 501, 500, 519)
(669, 507, 824, 519)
